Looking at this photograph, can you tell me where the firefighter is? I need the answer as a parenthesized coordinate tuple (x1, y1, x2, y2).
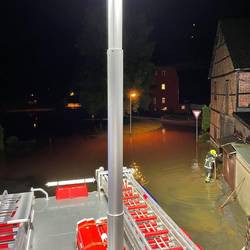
(204, 149, 218, 183)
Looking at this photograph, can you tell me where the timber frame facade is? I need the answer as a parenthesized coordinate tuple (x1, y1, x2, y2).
(209, 19, 250, 145)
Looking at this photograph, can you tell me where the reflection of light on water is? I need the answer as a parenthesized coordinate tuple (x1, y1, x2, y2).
(161, 128, 166, 144)
(129, 135, 133, 145)
(192, 159, 200, 170)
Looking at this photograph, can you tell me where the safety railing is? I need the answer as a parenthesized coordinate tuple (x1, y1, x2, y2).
(96, 167, 200, 250)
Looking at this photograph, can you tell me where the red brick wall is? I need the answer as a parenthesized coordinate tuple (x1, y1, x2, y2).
(238, 72, 250, 108)
(209, 28, 237, 141)
(235, 118, 250, 141)
(150, 67, 179, 112)
(223, 153, 236, 190)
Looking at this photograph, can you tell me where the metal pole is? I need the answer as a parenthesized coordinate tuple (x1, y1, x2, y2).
(107, 0, 124, 249)
(196, 117, 198, 143)
(129, 95, 132, 134)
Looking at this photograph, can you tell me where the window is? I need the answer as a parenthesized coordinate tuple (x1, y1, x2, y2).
(162, 70, 166, 76)
(161, 84, 166, 90)
(162, 97, 166, 104)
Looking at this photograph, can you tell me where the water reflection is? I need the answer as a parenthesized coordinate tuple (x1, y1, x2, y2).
(125, 128, 245, 250)
(161, 128, 167, 144)
(0, 126, 245, 250)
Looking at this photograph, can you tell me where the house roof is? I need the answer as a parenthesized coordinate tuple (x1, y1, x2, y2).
(232, 143, 250, 166)
(218, 135, 242, 147)
(220, 18, 250, 70)
(222, 143, 236, 155)
(233, 112, 250, 129)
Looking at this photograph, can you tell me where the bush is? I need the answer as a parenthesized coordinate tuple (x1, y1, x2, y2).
(202, 105, 210, 133)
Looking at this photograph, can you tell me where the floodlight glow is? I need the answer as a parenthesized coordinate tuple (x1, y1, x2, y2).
(45, 178, 96, 187)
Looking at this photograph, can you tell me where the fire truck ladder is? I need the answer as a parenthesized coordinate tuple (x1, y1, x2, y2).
(96, 167, 200, 250)
(0, 190, 34, 250)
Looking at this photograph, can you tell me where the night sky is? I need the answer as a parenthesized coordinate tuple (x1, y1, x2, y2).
(1, 0, 249, 105)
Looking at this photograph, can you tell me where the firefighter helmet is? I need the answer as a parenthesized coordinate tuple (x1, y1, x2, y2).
(210, 149, 217, 157)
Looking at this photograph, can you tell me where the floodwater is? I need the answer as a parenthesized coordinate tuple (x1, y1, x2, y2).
(125, 129, 246, 250)
(0, 126, 246, 250)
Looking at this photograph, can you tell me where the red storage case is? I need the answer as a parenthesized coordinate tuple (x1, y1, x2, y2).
(56, 184, 88, 200)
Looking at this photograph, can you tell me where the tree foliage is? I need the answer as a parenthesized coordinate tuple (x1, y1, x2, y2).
(76, 0, 155, 116)
(202, 105, 210, 133)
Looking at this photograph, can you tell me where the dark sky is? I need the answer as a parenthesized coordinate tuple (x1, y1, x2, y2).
(1, 0, 249, 105)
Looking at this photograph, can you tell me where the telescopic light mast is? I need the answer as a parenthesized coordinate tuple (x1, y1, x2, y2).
(107, 0, 124, 249)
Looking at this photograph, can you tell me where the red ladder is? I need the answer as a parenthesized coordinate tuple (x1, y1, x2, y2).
(123, 179, 184, 249)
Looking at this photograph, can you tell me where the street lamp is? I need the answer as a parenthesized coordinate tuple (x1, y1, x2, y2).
(129, 92, 137, 134)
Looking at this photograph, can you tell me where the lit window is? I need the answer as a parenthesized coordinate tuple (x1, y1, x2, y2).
(162, 70, 166, 76)
(161, 84, 166, 90)
(66, 103, 82, 109)
(181, 105, 186, 110)
(162, 97, 166, 104)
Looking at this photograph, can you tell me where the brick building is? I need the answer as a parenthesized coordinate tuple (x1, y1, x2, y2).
(150, 67, 180, 113)
(209, 18, 250, 145)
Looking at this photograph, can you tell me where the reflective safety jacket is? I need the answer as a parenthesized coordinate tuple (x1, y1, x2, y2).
(204, 153, 216, 169)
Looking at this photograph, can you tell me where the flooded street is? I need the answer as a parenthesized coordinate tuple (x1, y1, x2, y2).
(125, 129, 246, 250)
(0, 125, 246, 249)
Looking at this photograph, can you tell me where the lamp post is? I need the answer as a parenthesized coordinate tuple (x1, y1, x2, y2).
(129, 92, 136, 134)
(192, 109, 201, 168)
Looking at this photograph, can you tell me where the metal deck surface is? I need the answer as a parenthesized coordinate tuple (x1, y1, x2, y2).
(30, 191, 108, 250)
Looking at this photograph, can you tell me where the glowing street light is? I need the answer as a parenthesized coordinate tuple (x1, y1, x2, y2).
(69, 91, 75, 97)
(129, 92, 137, 134)
(130, 93, 136, 98)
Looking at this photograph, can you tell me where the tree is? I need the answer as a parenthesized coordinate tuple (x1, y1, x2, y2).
(76, 0, 155, 116)
(202, 105, 210, 133)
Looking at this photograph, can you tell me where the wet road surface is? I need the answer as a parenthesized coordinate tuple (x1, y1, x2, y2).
(0, 126, 246, 249)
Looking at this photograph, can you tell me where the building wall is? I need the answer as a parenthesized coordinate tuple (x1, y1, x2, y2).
(234, 118, 250, 142)
(235, 155, 250, 215)
(238, 72, 250, 109)
(211, 48, 235, 77)
(222, 153, 236, 190)
(210, 74, 237, 140)
(209, 25, 239, 143)
(210, 25, 250, 144)
(151, 67, 179, 112)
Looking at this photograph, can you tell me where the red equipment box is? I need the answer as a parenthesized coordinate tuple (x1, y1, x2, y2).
(56, 184, 88, 200)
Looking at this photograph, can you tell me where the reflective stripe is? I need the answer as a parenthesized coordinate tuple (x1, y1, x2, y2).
(204, 165, 213, 169)
(204, 155, 215, 170)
